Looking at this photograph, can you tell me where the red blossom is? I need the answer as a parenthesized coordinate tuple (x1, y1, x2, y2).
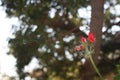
(81, 36, 85, 43)
(88, 32, 95, 43)
(80, 45, 85, 50)
(74, 47, 81, 51)
(75, 45, 85, 51)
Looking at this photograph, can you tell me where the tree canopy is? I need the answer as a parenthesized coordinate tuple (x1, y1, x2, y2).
(1, 0, 120, 80)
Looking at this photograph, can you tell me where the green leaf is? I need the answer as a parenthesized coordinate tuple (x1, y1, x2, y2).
(114, 74, 120, 80)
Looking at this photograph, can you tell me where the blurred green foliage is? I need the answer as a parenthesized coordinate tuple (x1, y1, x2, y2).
(114, 65, 120, 80)
(1, 0, 120, 80)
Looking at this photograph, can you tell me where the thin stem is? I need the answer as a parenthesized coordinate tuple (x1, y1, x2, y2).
(89, 54, 104, 80)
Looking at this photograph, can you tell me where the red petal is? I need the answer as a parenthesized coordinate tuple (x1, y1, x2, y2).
(88, 32, 95, 43)
(81, 36, 85, 43)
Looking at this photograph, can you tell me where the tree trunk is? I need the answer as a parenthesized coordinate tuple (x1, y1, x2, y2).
(81, 0, 104, 80)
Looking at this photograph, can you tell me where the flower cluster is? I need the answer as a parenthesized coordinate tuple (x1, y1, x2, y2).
(75, 32, 95, 51)
(74, 32, 104, 80)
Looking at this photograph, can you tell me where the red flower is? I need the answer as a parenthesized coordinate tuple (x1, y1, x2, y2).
(88, 32, 95, 43)
(80, 45, 85, 50)
(75, 45, 85, 51)
(74, 47, 81, 51)
(81, 36, 85, 43)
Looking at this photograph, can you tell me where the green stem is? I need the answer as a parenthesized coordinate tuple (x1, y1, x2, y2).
(89, 54, 104, 80)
